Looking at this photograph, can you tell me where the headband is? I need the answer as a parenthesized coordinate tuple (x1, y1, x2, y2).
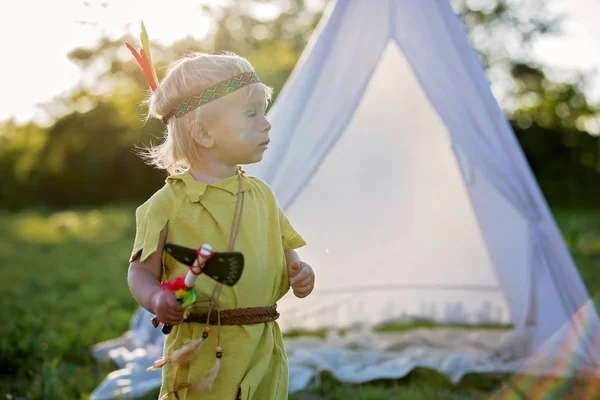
(126, 22, 261, 124)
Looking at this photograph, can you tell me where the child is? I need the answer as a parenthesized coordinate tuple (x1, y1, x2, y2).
(125, 25, 315, 400)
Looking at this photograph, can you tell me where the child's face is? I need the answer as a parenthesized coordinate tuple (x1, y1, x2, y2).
(208, 85, 271, 165)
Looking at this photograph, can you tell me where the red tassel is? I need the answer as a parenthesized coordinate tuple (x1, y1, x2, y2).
(160, 276, 188, 291)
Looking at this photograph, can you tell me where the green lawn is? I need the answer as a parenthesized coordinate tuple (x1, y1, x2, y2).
(0, 206, 598, 399)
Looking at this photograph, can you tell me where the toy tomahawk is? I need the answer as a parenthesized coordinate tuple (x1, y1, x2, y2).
(151, 243, 244, 334)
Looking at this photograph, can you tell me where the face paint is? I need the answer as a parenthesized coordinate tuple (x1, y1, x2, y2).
(238, 127, 256, 140)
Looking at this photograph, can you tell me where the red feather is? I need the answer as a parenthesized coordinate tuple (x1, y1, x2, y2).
(125, 43, 157, 91)
(125, 43, 142, 64)
(140, 49, 158, 91)
(160, 276, 189, 291)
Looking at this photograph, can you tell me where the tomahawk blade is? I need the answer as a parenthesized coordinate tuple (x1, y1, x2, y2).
(164, 243, 197, 265)
(164, 243, 244, 286)
(202, 252, 244, 286)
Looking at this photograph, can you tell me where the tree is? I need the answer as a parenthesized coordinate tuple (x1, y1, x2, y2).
(1, 0, 599, 209)
(0, 0, 322, 209)
(452, 0, 600, 207)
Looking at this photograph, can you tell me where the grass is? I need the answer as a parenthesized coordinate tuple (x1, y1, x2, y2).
(0, 206, 598, 399)
(289, 369, 505, 400)
(0, 206, 139, 399)
(283, 321, 513, 341)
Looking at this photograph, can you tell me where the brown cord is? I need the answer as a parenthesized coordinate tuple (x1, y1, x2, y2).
(195, 166, 246, 351)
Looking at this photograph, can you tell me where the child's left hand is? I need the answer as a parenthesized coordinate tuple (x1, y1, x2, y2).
(288, 261, 315, 298)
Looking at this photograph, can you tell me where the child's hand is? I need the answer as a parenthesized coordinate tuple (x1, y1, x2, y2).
(288, 261, 315, 298)
(152, 290, 185, 326)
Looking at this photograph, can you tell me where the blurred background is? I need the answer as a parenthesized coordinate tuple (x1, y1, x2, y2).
(1, 0, 599, 398)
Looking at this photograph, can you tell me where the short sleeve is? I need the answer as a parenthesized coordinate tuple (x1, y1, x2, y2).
(279, 206, 306, 251)
(129, 191, 172, 263)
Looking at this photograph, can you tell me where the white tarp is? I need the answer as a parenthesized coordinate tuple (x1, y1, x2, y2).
(90, 299, 600, 399)
(90, 309, 533, 399)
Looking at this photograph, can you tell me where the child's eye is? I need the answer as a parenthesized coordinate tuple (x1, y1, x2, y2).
(246, 109, 266, 118)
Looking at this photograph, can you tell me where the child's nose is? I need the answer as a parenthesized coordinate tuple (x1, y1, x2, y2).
(262, 116, 271, 133)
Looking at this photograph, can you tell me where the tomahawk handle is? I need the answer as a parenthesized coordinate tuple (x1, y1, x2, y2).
(151, 316, 174, 334)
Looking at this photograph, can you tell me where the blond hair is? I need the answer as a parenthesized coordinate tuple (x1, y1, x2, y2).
(138, 52, 273, 174)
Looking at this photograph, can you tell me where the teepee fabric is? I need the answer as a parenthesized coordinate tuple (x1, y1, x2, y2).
(244, 0, 591, 349)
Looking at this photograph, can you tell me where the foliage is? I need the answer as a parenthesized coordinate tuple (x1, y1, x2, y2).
(0, 1, 321, 211)
(509, 65, 600, 208)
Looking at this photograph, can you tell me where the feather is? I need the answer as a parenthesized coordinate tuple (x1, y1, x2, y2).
(159, 383, 192, 400)
(125, 43, 143, 65)
(140, 22, 159, 86)
(139, 49, 158, 91)
(193, 358, 221, 393)
(147, 336, 206, 372)
(124, 22, 158, 91)
(147, 357, 168, 371)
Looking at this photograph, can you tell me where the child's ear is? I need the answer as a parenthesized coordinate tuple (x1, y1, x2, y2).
(190, 121, 214, 148)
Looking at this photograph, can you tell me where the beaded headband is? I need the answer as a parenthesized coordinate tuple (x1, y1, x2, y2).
(161, 71, 260, 122)
(125, 22, 261, 124)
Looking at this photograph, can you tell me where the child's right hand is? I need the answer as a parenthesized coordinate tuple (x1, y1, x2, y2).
(152, 290, 185, 326)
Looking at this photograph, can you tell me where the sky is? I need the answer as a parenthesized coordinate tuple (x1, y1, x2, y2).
(532, 0, 600, 97)
(0, 0, 598, 126)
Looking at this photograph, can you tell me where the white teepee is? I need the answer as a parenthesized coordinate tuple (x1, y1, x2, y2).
(244, 0, 592, 349)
